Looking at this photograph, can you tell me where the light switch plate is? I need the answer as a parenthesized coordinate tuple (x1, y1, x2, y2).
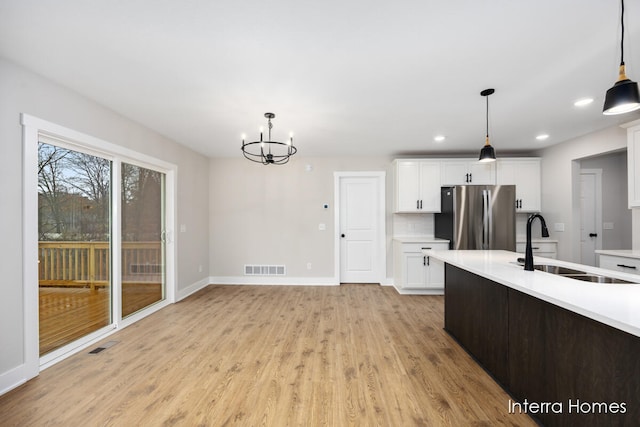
(554, 223, 565, 232)
(603, 222, 614, 230)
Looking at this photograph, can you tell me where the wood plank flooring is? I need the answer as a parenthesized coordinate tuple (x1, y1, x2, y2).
(1, 284, 537, 426)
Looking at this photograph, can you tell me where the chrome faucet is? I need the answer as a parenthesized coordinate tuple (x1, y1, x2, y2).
(525, 213, 549, 271)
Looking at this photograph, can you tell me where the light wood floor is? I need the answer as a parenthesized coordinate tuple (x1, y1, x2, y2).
(2, 284, 537, 426)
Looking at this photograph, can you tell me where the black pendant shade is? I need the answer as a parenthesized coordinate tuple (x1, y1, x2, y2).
(478, 88, 497, 162)
(479, 141, 496, 162)
(603, 0, 640, 115)
(603, 69, 640, 115)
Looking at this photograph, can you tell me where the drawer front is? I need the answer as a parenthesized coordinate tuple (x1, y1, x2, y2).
(599, 255, 640, 275)
(515, 242, 557, 254)
(402, 242, 449, 253)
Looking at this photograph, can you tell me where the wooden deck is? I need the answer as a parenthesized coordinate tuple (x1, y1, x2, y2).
(39, 284, 162, 355)
(3, 284, 537, 426)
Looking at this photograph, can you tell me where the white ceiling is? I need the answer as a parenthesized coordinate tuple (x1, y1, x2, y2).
(1, 0, 640, 159)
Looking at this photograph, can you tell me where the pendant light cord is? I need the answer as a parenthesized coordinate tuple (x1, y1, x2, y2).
(621, 0, 625, 66)
(485, 95, 489, 139)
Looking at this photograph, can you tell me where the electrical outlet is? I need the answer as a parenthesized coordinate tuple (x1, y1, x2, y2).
(307, 262, 312, 270)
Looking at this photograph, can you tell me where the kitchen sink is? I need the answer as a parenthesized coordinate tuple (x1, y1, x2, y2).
(561, 274, 636, 284)
(531, 264, 638, 284)
(533, 264, 586, 275)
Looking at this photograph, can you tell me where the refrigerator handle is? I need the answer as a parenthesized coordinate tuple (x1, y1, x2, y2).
(482, 189, 490, 249)
(487, 189, 493, 249)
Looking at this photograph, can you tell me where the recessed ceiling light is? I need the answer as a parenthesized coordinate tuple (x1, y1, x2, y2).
(434, 135, 446, 142)
(536, 134, 549, 141)
(574, 98, 594, 107)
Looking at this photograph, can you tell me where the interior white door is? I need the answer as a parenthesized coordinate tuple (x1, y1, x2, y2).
(339, 176, 381, 283)
(580, 170, 602, 266)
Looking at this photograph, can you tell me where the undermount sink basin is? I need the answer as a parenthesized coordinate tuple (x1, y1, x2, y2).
(561, 274, 636, 284)
(533, 264, 586, 275)
(531, 264, 637, 284)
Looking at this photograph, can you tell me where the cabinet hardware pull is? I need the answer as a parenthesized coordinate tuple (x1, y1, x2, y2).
(416, 200, 420, 209)
(617, 264, 637, 269)
(420, 200, 423, 209)
(426, 256, 430, 266)
(421, 247, 432, 250)
(423, 256, 426, 266)
(469, 173, 472, 182)
(532, 247, 540, 250)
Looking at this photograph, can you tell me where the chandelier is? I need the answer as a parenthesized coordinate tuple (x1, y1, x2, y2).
(241, 112, 297, 165)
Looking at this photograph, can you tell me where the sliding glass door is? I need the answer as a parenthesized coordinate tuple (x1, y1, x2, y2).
(37, 142, 112, 355)
(121, 163, 165, 317)
(36, 142, 168, 356)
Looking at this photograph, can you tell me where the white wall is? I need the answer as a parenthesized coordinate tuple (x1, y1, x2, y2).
(0, 58, 210, 391)
(580, 151, 632, 250)
(536, 126, 628, 262)
(209, 156, 393, 283)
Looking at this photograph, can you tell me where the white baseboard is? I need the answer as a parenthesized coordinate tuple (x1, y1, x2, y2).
(392, 285, 444, 295)
(210, 276, 339, 286)
(0, 365, 27, 396)
(176, 277, 211, 301)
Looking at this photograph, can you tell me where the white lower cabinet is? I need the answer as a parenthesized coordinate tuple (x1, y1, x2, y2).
(393, 240, 449, 292)
(598, 254, 640, 275)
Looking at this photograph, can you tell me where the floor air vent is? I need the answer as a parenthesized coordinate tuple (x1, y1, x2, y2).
(244, 265, 286, 276)
(89, 340, 119, 354)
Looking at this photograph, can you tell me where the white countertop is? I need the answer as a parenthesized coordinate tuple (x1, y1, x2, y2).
(424, 250, 640, 338)
(595, 249, 640, 260)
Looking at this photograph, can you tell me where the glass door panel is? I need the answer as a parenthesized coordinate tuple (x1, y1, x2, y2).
(121, 163, 165, 317)
(37, 142, 111, 356)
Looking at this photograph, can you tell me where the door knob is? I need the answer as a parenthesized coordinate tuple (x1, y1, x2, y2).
(341, 234, 345, 238)
(589, 233, 598, 237)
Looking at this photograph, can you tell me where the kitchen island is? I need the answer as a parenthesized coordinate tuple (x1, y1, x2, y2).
(425, 250, 640, 427)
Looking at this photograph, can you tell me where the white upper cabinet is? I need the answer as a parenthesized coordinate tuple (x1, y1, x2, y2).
(496, 158, 541, 212)
(627, 122, 640, 208)
(440, 159, 496, 186)
(394, 160, 441, 212)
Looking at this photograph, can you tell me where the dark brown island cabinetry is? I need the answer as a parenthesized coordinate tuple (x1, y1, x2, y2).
(445, 264, 640, 427)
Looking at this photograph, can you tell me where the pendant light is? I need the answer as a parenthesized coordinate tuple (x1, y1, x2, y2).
(478, 88, 496, 162)
(603, 0, 640, 115)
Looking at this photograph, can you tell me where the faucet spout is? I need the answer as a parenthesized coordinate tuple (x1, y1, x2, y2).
(525, 213, 549, 271)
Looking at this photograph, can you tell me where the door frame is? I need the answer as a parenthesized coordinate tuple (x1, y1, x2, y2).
(22, 114, 177, 377)
(333, 171, 386, 284)
(578, 168, 603, 265)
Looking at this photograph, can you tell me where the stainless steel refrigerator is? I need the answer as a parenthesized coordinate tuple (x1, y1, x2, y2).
(434, 185, 516, 250)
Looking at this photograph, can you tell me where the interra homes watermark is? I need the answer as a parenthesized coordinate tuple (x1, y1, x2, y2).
(508, 399, 627, 415)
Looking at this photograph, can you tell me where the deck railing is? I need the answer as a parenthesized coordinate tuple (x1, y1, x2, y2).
(38, 241, 162, 289)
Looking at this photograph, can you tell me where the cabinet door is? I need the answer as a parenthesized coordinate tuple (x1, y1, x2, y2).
(404, 253, 427, 288)
(497, 158, 541, 212)
(468, 161, 496, 185)
(418, 162, 441, 212)
(440, 161, 470, 185)
(395, 161, 421, 212)
(628, 126, 640, 208)
(425, 255, 445, 288)
(441, 160, 496, 186)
